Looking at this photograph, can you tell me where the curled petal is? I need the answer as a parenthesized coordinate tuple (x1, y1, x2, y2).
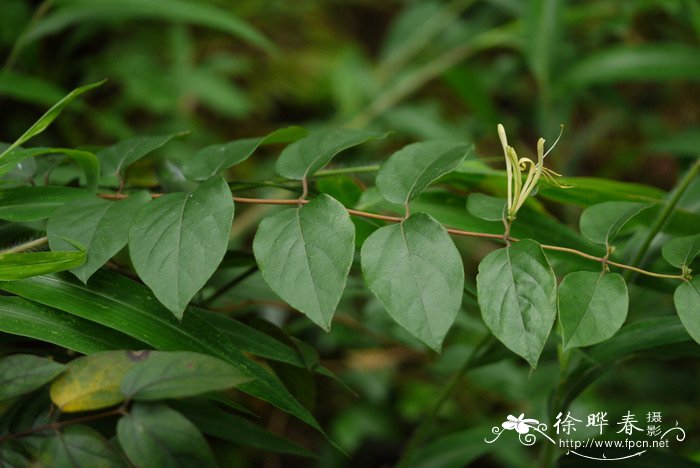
(503, 421, 518, 430)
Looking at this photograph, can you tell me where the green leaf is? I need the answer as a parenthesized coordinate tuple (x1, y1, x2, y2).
(117, 403, 216, 468)
(0, 186, 93, 222)
(558, 271, 628, 349)
(0, 272, 322, 432)
(129, 176, 234, 316)
(564, 43, 700, 88)
(275, 129, 385, 180)
(0, 446, 29, 467)
(662, 234, 700, 268)
(27, 0, 276, 54)
(120, 351, 252, 400)
(674, 277, 700, 345)
(0, 354, 66, 400)
(376, 141, 471, 204)
(361, 212, 464, 350)
(0, 249, 86, 280)
(0, 148, 100, 192)
(579, 201, 650, 246)
(0, 296, 144, 354)
(98, 132, 187, 177)
(182, 126, 306, 181)
(559, 317, 692, 411)
(172, 400, 314, 457)
(409, 427, 492, 468)
(48, 193, 151, 283)
(476, 239, 557, 368)
(253, 195, 355, 330)
(50, 350, 139, 412)
(39, 425, 126, 468)
(466, 193, 506, 221)
(525, 0, 562, 87)
(0, 80, 104, 163)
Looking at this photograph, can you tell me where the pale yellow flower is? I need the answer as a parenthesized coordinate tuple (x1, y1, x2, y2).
(497, 123, 567, 220)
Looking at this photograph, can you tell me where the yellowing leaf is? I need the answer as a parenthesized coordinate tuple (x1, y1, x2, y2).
(50, 350, 143, 412)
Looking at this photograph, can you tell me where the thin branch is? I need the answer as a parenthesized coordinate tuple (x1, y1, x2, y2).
(96, 192, 685, 281)
(0, 404, 127, 443)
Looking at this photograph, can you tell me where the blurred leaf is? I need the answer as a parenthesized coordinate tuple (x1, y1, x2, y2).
(129, 176, 234, 316)
(0, 296, 144, 353)
(564, 43, 700, 88)
(0, 354, 66, 400)
(560, 317, 692, 409)
(275, 129, 385, 180)
(409, 427, 492, 468)
(361, 213, 464, 350)
(253, 195, 355, 330)
(579, 201, 650, 246)
(0, 186, 93, 222)
(662, 233, 700, 268)
(477, 239, 557, 368)
(0, 71, 65, 106)
(466, 193, 506, 221)
(117, 403, 216, 468)
(172, 400, 314, 457)
(182, 126, 306, 181)
(316, 175, 362, 207)
(558, 271, 628, 349)
(0, 248, 86, 280)
(674, 277, 700, 345)
(0, 272, 323, 431)
(120, 351, 252, 400)
(525, 0, 562, 87)
(98, 132, 187, 177)
(50, 350, 138, 412)
(376, 141, 471, 204)
(48, 193, 151, 283)
(650, 129, 700, 158)
(26, 0, 277, 54)
(0, 80, 104, 162)
(0, 446, 28, 467)
(39, 425, 126, 468)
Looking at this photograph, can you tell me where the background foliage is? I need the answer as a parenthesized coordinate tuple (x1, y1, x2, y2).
(1, 0, 700, 466)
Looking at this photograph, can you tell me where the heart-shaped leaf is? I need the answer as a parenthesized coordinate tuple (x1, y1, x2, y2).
(579, 201, 650, 246)
(183, 126, 306, 181)
(98, 132, 187, 177)
(50, 350, 139, 412)
(129, 176, 234, 317)
(120, 351, 252, 400)
(0, 354, 66, 400)
(117, 403, 216, 468)
(558, 271, 628, 349)
(361, 212, 464, 350)
(48, 193, 151, 283)
(376, 140, 472, 204)
(674, 277, 700, 345)
(466, 193, 507, 221)
(253, 194, 355, 330)
(39, 425, 126, 468)
(477, 239, 557, 368)
(275, 128, 385, 180)
(662, 233, 700, 269)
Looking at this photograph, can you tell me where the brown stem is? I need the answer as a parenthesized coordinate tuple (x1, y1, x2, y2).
(0, 404, 128, 443)
(96, 192, 685, 281)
